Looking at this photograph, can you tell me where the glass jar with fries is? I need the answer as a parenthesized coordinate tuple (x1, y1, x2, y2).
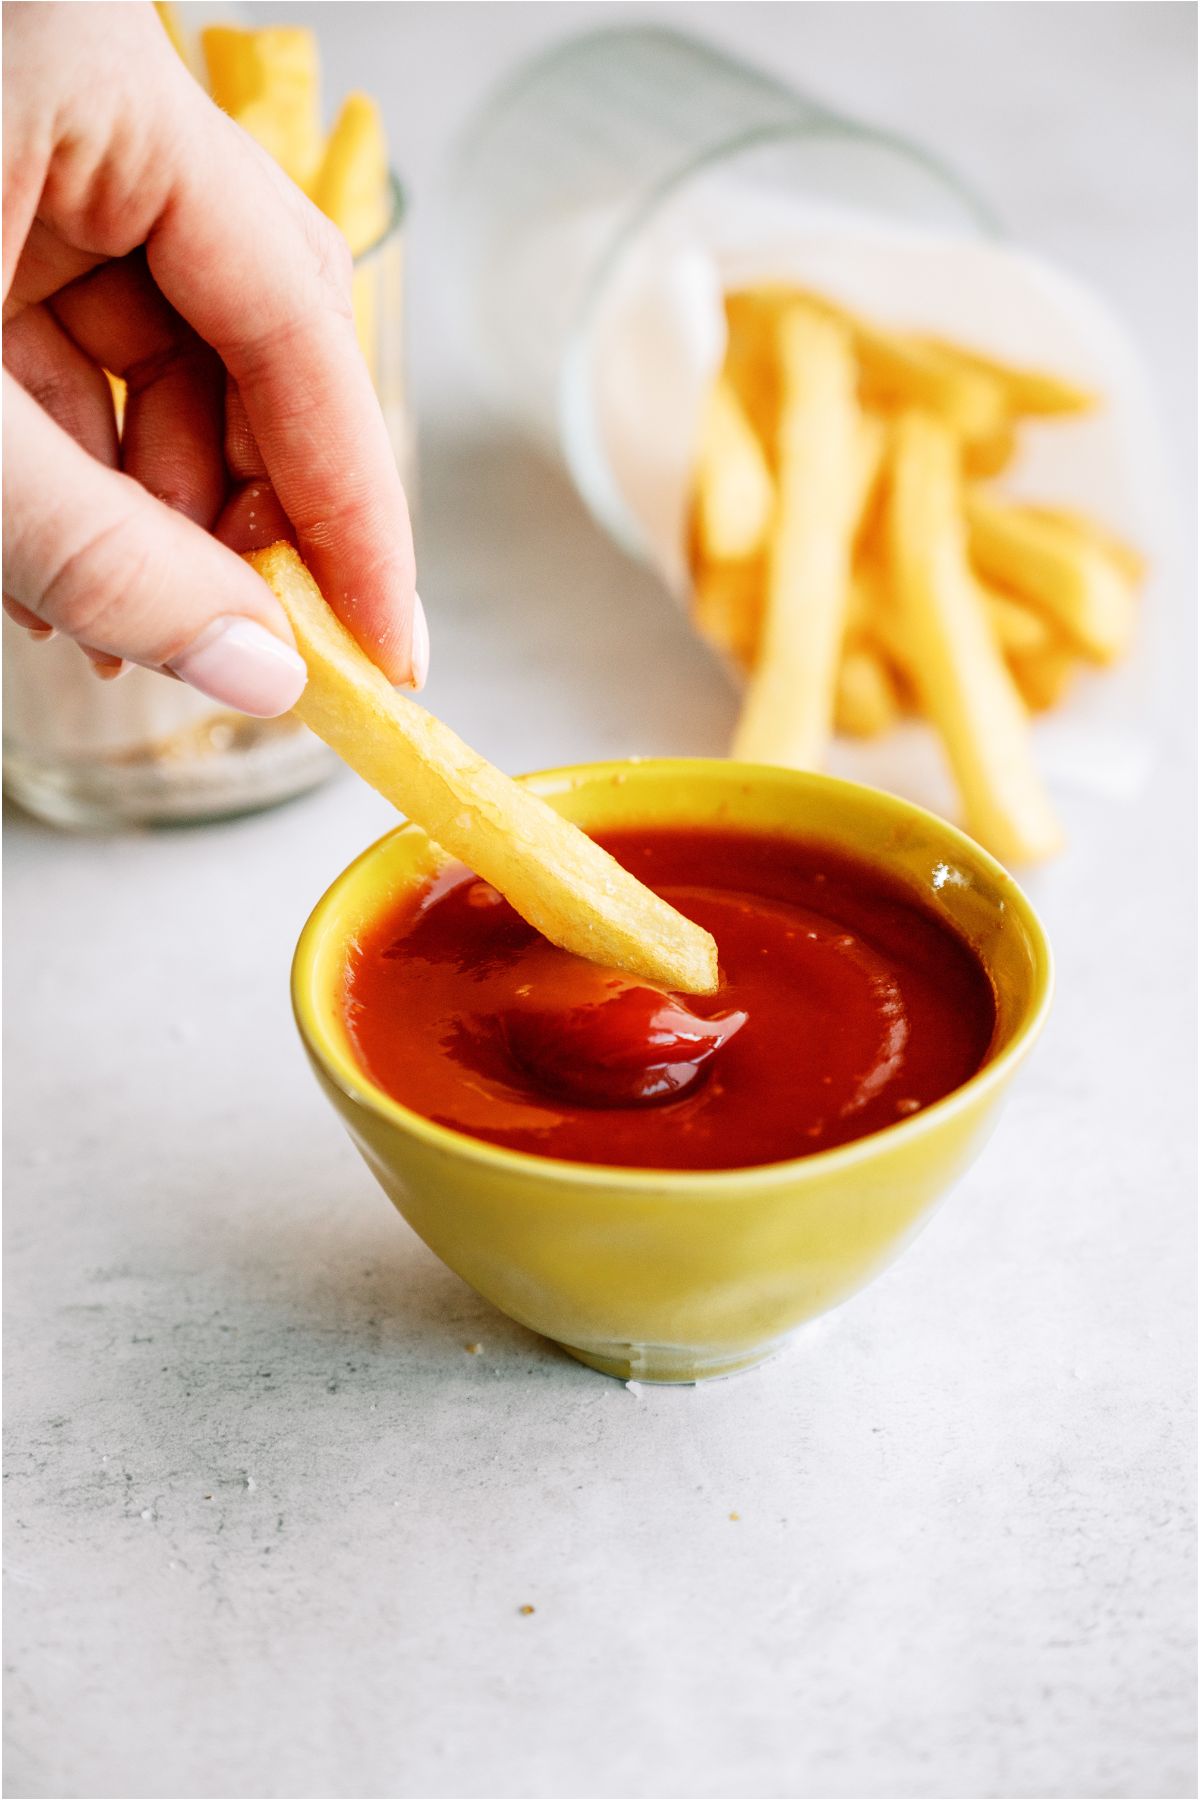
(445, 24, 1149, 867)
(3, 16, 411, 830)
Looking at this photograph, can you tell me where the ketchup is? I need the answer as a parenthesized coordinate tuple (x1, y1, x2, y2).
(344, 828, 997, 1172)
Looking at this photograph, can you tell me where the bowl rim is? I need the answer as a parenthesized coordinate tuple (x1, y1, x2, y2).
(291, 758, 1054, 1192)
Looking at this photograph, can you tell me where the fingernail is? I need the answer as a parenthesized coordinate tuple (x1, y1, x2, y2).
(93, 657, 131, 681)
(408, 593, 430, 692)
(169, 617, 307, 717)
(28, 624, 56, 643)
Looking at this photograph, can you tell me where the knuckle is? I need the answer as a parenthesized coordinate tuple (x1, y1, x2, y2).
(39, 510, 150, 653)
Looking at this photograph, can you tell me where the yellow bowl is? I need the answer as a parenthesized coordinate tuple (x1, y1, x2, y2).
(292, 759, 1053, 1383)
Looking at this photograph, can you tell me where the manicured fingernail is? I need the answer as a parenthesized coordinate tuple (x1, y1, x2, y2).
(93, 657, 130, 681)
(409, 593, 430, 692)
(28, 624, 56, 642)
(169, 617, 307, 717)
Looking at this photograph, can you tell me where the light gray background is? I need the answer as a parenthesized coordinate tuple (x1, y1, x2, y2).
(5, 5, 1196, 1797)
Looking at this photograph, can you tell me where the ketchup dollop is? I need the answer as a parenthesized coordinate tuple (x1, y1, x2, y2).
(502, 981, 748, 1107)
(345, 827, 996, 1172)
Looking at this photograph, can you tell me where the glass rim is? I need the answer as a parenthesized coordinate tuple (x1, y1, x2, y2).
(353, 169, 406, 266)
(558, 114, 1000, 565)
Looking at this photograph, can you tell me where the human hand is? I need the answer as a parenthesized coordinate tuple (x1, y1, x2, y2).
(2, 1, 425, 715)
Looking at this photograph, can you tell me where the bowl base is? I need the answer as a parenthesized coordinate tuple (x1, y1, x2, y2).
(558, 1335, 789, 1384)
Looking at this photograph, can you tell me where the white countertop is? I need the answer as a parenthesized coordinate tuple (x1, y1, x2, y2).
(5, 6, 1195, 1797)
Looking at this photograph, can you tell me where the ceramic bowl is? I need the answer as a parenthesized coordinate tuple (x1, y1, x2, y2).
(292, 760, 1053, 1383)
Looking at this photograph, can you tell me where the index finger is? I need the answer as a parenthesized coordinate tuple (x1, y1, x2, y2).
(146, 78, 418, 685)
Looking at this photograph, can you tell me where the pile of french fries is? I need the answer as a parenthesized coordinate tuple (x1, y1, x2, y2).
(196, 22, 390, 261)
(689, 286, 1146, 865)
(154, 8, 391, 371)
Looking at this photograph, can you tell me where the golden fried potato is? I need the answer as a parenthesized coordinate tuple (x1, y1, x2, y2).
(915, 337, 1097, 416)
(313, 92, 391, 256)
(835, 645, 902, 738)
(692, 376, 775, 563)
(731, 307, 864, 769)
(965, 491, 1136, 665)
(886, 414, 1062, 865)
(249, 545, 719, 994)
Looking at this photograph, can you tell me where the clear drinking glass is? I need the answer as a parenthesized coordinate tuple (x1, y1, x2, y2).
(443, 25, 995, 564)
(3, 175, 410, 830)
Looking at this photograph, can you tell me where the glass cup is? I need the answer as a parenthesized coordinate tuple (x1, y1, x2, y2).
(3, 174, 410, 830)
(443, 24, 994, 567)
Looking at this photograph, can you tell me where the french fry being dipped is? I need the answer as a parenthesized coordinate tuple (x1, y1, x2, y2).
(250, 546, 719, 995)
(731, 309, 869, 769)
(886, 413, 1063, 865)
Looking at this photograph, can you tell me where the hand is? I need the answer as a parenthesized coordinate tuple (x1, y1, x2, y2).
(2, 1, 426, 715)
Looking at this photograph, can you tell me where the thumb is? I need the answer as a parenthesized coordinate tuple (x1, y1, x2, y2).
(3, 375, 307, 717)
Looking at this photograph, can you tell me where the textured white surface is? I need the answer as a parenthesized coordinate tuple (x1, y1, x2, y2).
(4, 6, 1195, 1798)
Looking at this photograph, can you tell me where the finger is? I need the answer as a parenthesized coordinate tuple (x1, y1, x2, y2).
(4, 594, 56, 639)
(50, 254, 226, 528)
(3, 303, 119, 464)
(5, 219, 106, 322)
(224, 380, 267, 482)
(148, 103, 421, 684)
(3, 374, 306, 717)
(218, 382, 294, 549)
(79, 644, 130, 680)
(216, 479, 294, 555)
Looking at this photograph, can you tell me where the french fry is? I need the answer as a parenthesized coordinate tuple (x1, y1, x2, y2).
(835, 645, 901, 738)
(310, 92, 392, 373)
(851, 413, 888, 546)
(249, 545, 718, 995)
(731, 307, 864, 769)
(852, 327, 1008, 447)
(965, 491, 1136, 664)
(886, 414, 1062, 865)
(722, 288, 789, 457)
(847, 557, 922, 717)
(798, 293, 1011, 447)
(984, 588, 1056, 659)
(313, 92, 391, 257)
(692, 376, 775, 563)
(727, 286, 1009, 450)
(1010, 645, 1079, 713)
(204, 26, 324, 190)
(690, 553, 764, 673)
(105, 371, 126, 437)
(963, 417, 1018, 479)
(915, 337, 1097, 416)
(1013, 505, 1145, 585)
(201, 25, 263, 113)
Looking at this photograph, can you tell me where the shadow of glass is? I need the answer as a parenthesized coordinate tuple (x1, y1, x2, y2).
(412, 423, 738, 771)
